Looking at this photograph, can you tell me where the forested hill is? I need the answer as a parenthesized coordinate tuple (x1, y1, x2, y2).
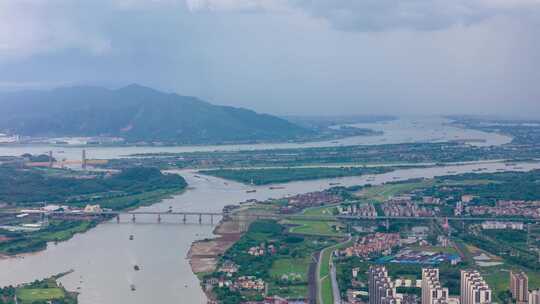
(0, 84, 312, 144)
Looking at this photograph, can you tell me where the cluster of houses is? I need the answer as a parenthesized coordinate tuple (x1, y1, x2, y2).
(382, 199, 437, 217)
(468, 202, 540, 218)
(247, 243, 277, 257)
(19, 204, 104, 215)
(340, 233, 400, 258)
(481, 221, 525, 230)
(206, 276, 265, 292)
(337, 203, 377, 217)
(280, 191, 342, 214)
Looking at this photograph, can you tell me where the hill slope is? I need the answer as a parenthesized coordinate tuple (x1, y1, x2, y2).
(0, 85, 312, 144)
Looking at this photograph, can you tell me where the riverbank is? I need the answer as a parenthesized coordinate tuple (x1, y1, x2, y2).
(189, 218, 244, 275)
(0, 271, 78, 304)
(0, 187, 186, 256)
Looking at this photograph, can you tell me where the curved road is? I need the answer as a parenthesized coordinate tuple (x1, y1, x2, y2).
(317, 236, 353, 304)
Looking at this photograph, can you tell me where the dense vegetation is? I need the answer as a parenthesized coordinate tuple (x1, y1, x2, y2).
(111, 141, 540, 170)
(0, 85, 312, 144)
(209, 220, 335, 303)
(0, 274, 77, 304)
(420, 170, 540, 204)
(199, 167, 394, 185)
(0, 165, 187, 255)
(0, 166, 186, 207)
(0, 220, 97, 255)
(449, 116, 540, 146)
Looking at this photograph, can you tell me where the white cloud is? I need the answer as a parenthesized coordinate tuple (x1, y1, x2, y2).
(0, 1, 112, 61)
(290, 0, 540, 31)
(185, 0, 288, 11)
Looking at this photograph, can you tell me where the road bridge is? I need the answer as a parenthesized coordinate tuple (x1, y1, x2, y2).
(0, 210, 537, 224)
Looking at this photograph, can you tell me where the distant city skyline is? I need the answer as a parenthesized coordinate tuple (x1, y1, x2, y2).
(0, 0, 539, 117)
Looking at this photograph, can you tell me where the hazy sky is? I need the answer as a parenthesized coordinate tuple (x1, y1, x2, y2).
(0, 0, 539, 117)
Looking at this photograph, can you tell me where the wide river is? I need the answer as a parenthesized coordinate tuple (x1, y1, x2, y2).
(0, 117, 511, 161)
(1, 161, 540, 304)
(0, 117, 525, 304)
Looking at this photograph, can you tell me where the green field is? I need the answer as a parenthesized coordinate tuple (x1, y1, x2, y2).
(321, 276, 333, 304)
(319, 238, 355, 304)
(268, 284, 308, 299)
(359, 181, 431, 202)
(409, 245, 459, 255)
(288, 220, 344, 237)
(302, 205, 338, 217)
(16, 288, 65, 302)
(270, 257, 311, 282)
(199, 167, 393, 185)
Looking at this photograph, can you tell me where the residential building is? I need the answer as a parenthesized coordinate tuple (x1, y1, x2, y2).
(510, 271, 529, 304)
(460, 270, 492, 304)
(529, 289, 540, 304)
(369, 266, 401, 304)
(422, 268, 449, 304)
(481, 221, 525, 230)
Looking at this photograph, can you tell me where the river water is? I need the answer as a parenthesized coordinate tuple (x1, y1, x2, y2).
(0, 117, 511, 161)
(1, 161, 540, 304)
(0, 117, 523, 304)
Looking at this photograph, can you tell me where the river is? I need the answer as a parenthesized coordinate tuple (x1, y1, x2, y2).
(1, 161, 540, 303)
(0, 117, 523, 303)
(0, 117, 511, 161)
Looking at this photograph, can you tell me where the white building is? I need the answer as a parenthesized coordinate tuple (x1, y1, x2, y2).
(460, 270, 492, 304)
(84, 204, 103, 213)
(481, 221, 524, 230)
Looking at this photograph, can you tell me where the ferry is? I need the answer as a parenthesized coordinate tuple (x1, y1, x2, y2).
(329, 182, 341, 186)
(269, 186, 285, 190)
(246, 190, 257, 193)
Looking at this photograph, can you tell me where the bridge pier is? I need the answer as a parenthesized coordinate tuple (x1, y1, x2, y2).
(211, 214, 214, 225)
(132, 214, 136, 223)
(183, 214, 187, 224)
(116, 215, 120, 223)
(158, 214, 161, 223)
(199, 214, 202, 224)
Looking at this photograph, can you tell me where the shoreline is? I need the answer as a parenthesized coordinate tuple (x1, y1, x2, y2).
(188, 214, 249, 303)
(188, 217, 243, 274)
(0, 187, 185, 259)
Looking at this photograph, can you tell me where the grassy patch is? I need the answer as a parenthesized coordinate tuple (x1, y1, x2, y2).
(358, 181, 432, 202)
(289, 220, 344, 237)
(268, 284, 308, 299)
(16, 288, 65, 302)
(270, 257, 311, 282)
(409, 245, 459, 255)
(302, 205, 338, 217)
(199, 167, 393, 185)
(321, 277, 333, 304)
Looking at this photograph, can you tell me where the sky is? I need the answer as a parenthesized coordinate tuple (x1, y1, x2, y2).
(0, 0, 539, 117)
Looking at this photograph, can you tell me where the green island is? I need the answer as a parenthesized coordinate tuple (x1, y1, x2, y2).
(0, 272, 77, 304)
(199, 166, 394, 185)
(0, 164, 187, 255)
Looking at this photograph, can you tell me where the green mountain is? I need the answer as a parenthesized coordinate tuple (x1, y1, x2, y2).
(0, 84, 312, 144)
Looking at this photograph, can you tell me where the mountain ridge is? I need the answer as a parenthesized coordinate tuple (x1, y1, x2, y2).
(0, 84, 312, 144)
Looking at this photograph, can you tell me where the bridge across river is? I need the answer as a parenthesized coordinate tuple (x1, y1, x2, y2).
(0, 210, 536, 225)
